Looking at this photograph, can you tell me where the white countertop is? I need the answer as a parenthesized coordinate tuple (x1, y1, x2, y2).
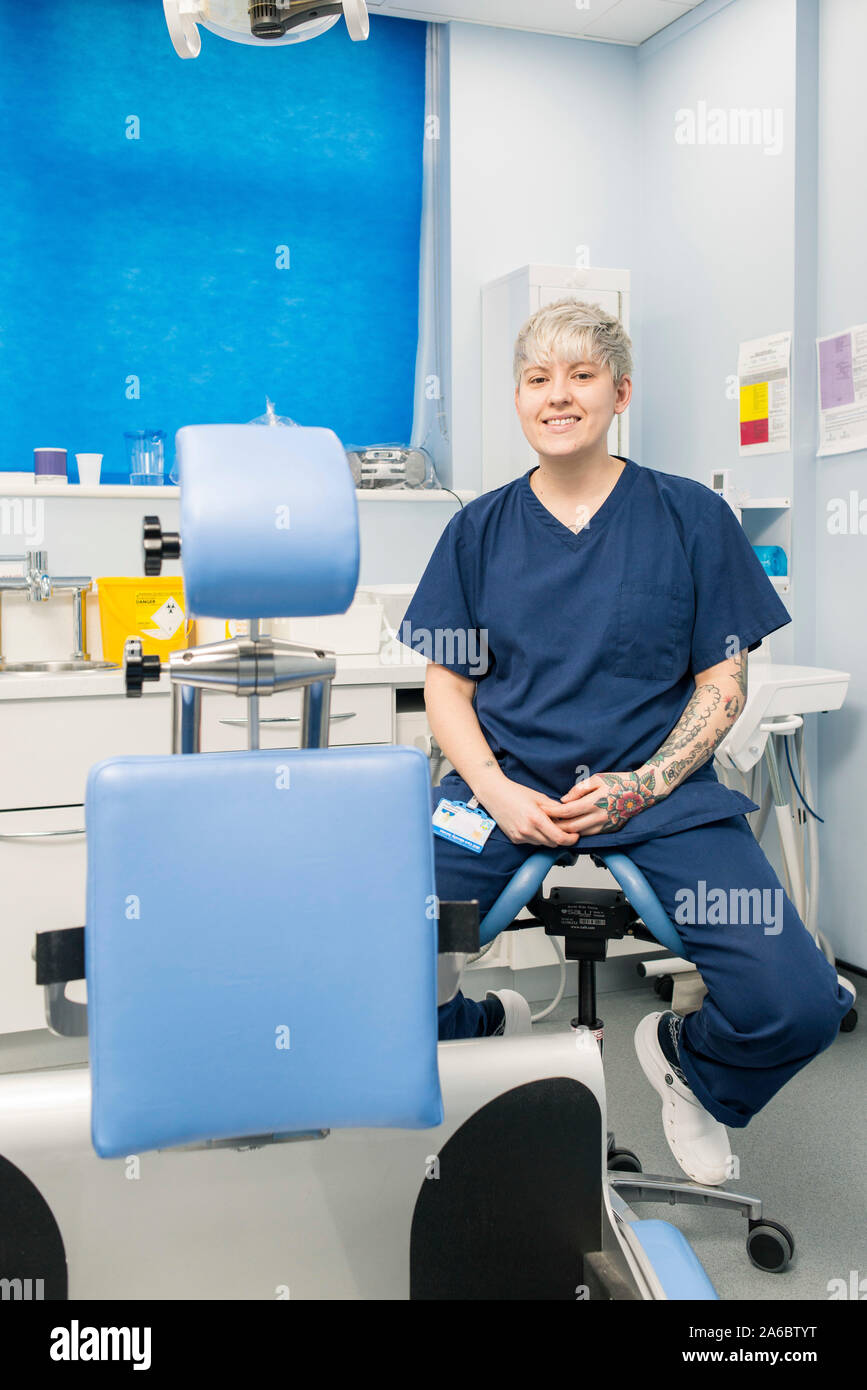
(0, 478, 474, 503)
(0, 480, 181, 499)
(0, 649, 428, 701)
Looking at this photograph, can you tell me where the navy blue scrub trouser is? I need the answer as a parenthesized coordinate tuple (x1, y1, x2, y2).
(433, 802, 854, 1129)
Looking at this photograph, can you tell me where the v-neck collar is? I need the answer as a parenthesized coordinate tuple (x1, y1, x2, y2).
(520, 456, 638, 549)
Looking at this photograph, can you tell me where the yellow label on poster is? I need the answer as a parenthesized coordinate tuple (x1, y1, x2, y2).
(740, 382, 769, 422)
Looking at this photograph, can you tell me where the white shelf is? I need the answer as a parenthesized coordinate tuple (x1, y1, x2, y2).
(354, 488, 475, 502)
(737, 497, 791, 509)
(0, 480, 180, 499)
(734, 500, 791, 591)
(0, 478, 473, 504)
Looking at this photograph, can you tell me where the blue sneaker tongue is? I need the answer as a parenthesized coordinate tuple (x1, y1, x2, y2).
(657, 1012, 687, 1084)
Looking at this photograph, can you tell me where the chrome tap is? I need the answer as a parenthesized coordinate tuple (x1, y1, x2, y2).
(0, 550, 52, 602)
(0, 550, 94, 664)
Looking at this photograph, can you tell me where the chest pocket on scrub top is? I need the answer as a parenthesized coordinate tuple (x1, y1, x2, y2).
(612, 581, 687, 681)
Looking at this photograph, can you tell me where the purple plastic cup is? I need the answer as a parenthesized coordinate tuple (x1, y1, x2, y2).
(33, 448, 68, 483)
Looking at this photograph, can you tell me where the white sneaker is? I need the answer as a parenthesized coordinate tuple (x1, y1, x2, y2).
(634, 1011, 733, 1187)
(487, 989, 532, 1036)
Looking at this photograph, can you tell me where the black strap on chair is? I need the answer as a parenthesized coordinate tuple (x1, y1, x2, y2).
(437, 901, 479, 954)
(35, 906, 478, 989)
(35, 927, 85, 985)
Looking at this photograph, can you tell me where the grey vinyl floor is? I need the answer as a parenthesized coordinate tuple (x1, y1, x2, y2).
(532, 982, 867, 1302)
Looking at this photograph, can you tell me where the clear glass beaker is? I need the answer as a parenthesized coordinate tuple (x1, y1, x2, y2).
(125, 430, 166, 486)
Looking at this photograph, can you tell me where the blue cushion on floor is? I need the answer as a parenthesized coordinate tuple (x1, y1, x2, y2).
(85, 744, 442, 1157)
(629, 1219, 719, 1299)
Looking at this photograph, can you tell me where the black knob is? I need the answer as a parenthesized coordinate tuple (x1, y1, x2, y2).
(124, 639, 162, 698)
(143, 515, 181, 577)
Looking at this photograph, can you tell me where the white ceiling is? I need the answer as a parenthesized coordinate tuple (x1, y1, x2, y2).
(366, 0, 705, 46)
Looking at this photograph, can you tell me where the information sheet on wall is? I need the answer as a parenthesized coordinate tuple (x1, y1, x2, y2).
(738, 331, 792, 455)
(817, 324, 867, 457)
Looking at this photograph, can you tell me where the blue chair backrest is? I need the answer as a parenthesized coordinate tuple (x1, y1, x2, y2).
(86, 744, 443, 1157)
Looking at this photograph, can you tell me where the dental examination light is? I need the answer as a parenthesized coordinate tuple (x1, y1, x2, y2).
(163, 0, 369, 59)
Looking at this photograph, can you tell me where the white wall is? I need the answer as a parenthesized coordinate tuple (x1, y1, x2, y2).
(362, 19, 639, 576)
(634, 0, 867, 969)
(636, 0, 800, 657)
(814, 0, 867, 969)
(0, 493, 182, 664)
(446, 21, 640, 495)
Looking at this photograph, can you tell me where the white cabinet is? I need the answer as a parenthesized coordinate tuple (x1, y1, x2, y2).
(0, 806, 87, 1034)
(0, 689, 172, 811)
(200, 684, 394, 752)
(481, 263, 631, 496)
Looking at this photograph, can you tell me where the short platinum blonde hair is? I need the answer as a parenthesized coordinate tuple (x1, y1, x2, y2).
(513, 298, 633, 390)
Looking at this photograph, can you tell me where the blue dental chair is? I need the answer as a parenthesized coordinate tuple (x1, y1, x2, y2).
(6, 423, 781, 1300)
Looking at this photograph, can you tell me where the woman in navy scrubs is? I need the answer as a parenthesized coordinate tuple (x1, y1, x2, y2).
(399, 299, 853, 1185)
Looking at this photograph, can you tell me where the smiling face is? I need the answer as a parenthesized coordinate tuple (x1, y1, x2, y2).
(514, 355, 632, 464)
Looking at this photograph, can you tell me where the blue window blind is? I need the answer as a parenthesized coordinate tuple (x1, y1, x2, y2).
(0, 4, 426, 481)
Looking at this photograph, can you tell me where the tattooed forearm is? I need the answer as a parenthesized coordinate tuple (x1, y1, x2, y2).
(730, 650, 748, 701)
(654, 684, 721, 757)
(661, 751, 707, 786)
(572, 654, 749, 834)
(590, 769, 665, 828)
(637, 653, 748, 798)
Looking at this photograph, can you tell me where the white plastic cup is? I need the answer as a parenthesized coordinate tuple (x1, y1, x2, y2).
(75, 454, 103, 486)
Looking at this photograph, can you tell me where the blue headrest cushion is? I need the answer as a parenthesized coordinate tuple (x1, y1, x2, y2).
(177, 423, 359, 618)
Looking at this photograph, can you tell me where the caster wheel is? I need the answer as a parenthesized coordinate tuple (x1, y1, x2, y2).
(654, 975, 674, 1003)
(608, 1148, 642, 1173)
(840, 1008, 858, 1034)
(747, 1219, 794, 1273)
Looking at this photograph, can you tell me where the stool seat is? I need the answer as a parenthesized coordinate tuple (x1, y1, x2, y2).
(478, 848, 687, 957)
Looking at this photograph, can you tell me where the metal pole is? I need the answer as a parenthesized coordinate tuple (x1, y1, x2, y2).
(247, 619, 260, 750)
(301, 678, 333, 749)
(172, 683, 202, 754)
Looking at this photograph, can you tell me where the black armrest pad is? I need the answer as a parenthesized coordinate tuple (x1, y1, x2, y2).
(438, 901, 480, 955)
(35, 927, 85, 985)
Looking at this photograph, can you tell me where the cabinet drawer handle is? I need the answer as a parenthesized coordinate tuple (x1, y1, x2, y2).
(0, 828, 86, 839)
(218, 713, 357, 728)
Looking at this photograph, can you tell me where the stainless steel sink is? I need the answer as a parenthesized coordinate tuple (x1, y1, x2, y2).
(0, 660, 119, 674)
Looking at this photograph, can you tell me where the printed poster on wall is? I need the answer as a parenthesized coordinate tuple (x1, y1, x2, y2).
(738, 332, 792, 455)
(817, 324, 867, 457)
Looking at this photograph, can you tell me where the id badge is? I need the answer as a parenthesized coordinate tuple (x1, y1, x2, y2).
(432, 796, 496, 854)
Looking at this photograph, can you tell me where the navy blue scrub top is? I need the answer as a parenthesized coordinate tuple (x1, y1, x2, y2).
(399, 457, 793, 848)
